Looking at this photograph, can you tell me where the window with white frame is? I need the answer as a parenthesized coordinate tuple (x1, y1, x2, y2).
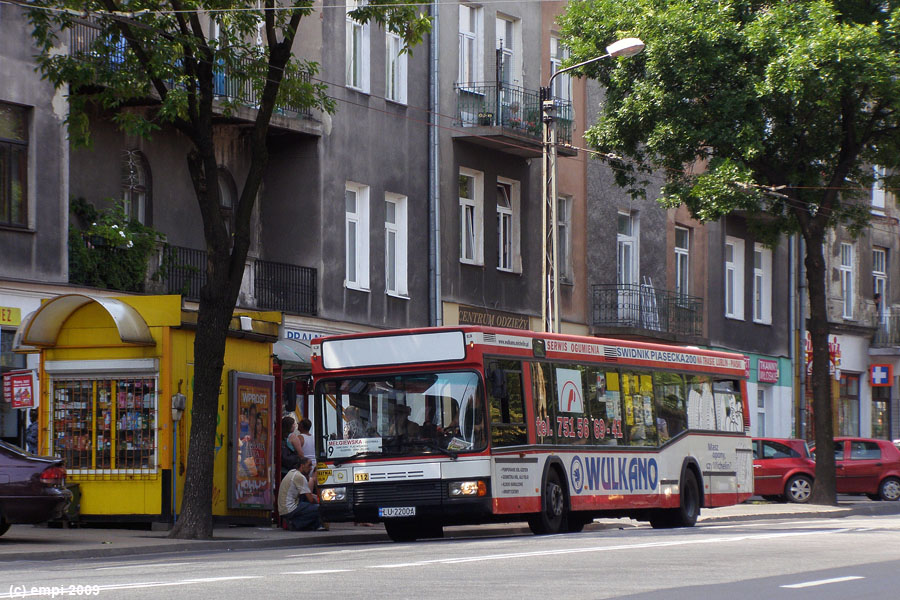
(550, 36, 572, 104)
(346, 0, 370, 92)
(872, 165, 887, 213)
(385, 31, 407, 104)
(458, 4, 483, 85)
(384, 193, 408, 297)
(725, 236, 745, 319)
(495, 178, 520, 273)
(496, 16, 520, 86)
(122, 149, 150, 224)
(617, 212, 638, 287)
(558, 196, 572, 282)
(840, 242, 854, 319)
(753, 243, 772, 324)
(756, 387, 766, 437)
(345, 182, 370, 290)
(459, 168, 484, 265)
(675, 226, 690, 298)
(873, 247, 887, 322)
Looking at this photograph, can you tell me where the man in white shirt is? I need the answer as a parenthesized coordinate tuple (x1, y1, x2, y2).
(278, 457, 323, 531)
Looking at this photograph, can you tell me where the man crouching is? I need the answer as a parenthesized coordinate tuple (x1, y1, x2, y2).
(278, 457, 325, 531)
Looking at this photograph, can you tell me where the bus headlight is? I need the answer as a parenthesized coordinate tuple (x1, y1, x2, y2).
(449, 480, 487, 497)
(320, 487, 346, 502)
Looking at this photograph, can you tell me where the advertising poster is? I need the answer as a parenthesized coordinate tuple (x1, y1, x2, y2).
(229, 371, 275, 509)
(3, 370, 36, 409)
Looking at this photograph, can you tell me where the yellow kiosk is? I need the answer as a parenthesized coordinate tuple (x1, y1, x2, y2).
(14, 294, 279, 523)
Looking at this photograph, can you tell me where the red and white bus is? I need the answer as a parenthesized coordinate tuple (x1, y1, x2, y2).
(311, 326, 752, 541)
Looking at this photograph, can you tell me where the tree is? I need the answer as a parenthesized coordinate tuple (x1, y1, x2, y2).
(559, 0, 900, 504)
(26, 0, 429, 538)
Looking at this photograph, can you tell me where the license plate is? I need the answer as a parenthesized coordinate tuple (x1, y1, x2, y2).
(378, 506, 416, 518)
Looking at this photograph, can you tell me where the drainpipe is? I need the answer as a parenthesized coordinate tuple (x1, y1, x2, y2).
(789, 233, 797, 437)
(797, 235, 808, 439)
(428, 0, 442, 326)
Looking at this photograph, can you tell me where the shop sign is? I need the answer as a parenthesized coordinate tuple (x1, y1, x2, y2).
(0, 306, 21, 327)
(758, 359, 779, 383)
(870, 364, 892, 387)
(229, 371, 275, 510)
(804, 332, 841, 380)
(2, 370, 35, 409)
(284, 328, 335, 343)
(457, 304, 530, 330)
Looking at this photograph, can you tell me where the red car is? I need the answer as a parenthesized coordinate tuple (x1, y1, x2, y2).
(752, 437, 816, 503)
(0, 441, 72, 535)
(812, 437, 900, 501)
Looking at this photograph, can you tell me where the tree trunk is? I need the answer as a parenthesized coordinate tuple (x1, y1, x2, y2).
(805, 228, 837, 505)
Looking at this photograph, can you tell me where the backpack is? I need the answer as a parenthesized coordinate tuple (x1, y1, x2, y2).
(281, 437, 301, 476)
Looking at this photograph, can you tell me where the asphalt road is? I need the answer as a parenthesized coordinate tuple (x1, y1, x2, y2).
(0, 512, 898, 599)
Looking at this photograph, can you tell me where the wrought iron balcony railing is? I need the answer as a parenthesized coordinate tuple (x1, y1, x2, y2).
(254, 259, 317, 316)
(454, 82, 573, 145)
(591, 284, 703, 337)
(872, 311, 900, 347)
(161, 245, 207, 301)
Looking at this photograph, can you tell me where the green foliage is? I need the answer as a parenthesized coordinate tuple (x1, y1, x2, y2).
(559, 0, 900, 231)
(68, 198, 167, 292)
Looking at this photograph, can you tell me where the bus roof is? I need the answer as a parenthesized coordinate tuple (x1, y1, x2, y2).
(311, 326, 749, 379)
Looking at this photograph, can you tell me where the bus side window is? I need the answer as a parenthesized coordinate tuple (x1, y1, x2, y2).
(620, 372, 658, 447)
(487, 360, 527, 447)
(653, 372, 687, 442)
(530, 362, 554, 445)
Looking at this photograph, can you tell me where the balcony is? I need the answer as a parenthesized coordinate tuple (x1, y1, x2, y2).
(591, 284, 704, 342)
(67, 19, 320, 136)
(453, 83, 576, 158)
(872, 312, 900, 347)
(158, 246, 317, 316)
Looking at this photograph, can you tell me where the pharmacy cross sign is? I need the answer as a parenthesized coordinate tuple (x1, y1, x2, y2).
(870, 364, 892, 387)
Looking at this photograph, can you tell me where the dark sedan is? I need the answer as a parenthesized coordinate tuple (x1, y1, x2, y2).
(0, 441, 72, 535)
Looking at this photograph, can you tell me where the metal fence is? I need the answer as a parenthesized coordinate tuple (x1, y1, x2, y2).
(454, 82, 574, 144)
(872, 312, 900, 346)
(254, 259, 317, 316)
(591, 284, 703, 337)
(161, 245, 206, 301)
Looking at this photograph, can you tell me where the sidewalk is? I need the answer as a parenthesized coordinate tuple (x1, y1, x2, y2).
(1, 499, 897, 563)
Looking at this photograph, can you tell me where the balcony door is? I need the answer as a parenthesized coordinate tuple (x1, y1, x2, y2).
(617, 212, 639, 323)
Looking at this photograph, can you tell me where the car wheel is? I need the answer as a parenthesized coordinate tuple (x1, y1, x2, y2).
(651, 469, 700, 529)
(785, 475, 813, 504)
(878, 477, 900, 501)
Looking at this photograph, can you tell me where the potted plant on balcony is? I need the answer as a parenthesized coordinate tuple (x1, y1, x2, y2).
(68, 197, 167, 292)
(477, 111, 494, 126)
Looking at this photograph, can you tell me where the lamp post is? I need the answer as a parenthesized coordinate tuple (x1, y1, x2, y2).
(540, 37, 644, 333)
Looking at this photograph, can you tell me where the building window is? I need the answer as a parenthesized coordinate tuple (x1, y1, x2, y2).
(753, 243, 773, 324)
(496, 15, 519, 86)
(873, 247, 887, 323)
(725, 236, 745, 320)
(675, 226, 690, 298)
(872, 385, 891, 440)
(838, 374, 860, 436)
(459, 168, 484, 265)
(756, 387, 766, 437)
(872, 165, 887, 213)
(346, 0, 370, 92)
(558, 196, 572, 283)
(496, 178, 520, 273)
(345, 182, 370, 290)
(458, 4, 483, 85)
(840, 242, 854, 319)
(550, 36, 572, 104)
(0, 102, 28, 228)
(50, 376, 158, 474)
(121, 150, 151, 225)
(617, 212, 638, 287)
(384, 193, 408, 297)
(385, 31, 407, 104)
(217, 167, 237, 241)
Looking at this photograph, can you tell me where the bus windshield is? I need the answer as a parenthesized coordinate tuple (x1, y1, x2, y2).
(316, 371, 487, 461)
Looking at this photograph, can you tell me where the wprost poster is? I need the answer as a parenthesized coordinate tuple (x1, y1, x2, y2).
(228, 371, 275, 509)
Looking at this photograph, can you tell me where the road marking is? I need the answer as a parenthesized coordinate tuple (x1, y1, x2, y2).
(94, 561, 191, 571)
(781, 576, 864, 589)
(281, 569, 352, 575)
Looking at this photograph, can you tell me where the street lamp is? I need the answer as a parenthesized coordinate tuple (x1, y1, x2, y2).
(540, 37, 644, 333)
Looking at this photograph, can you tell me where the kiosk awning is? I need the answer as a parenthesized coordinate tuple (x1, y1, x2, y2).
(273, 337, 311, 364)
(16, 294, 155, 347)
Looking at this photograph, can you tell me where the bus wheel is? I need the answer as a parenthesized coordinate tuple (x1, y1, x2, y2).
(384, 520, 419, 542)
(566, 513, 590, 533)
(528, 469, 567, 535)
(650, 469, 700, 529)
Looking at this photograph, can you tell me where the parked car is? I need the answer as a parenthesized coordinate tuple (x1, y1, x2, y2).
(0, 440, 72, 536)
(752, 437, 816, 503)
(811, 437, 900, 501)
